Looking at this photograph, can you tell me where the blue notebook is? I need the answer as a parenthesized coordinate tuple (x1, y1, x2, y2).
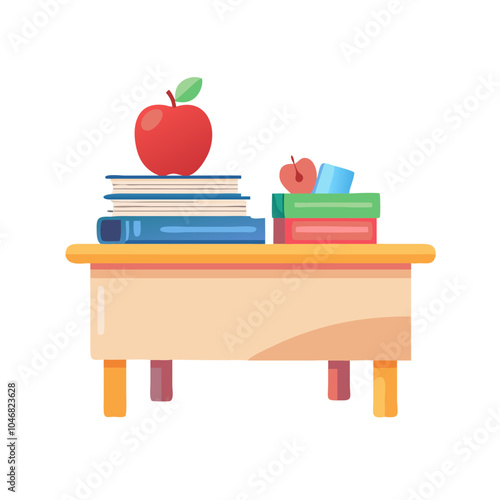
(97, 216, 265, 244)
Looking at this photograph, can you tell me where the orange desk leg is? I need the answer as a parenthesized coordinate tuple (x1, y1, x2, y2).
(373, 360, 397, 418)
(104, 360, 127, 417)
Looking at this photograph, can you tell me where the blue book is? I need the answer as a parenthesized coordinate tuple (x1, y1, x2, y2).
(104, 194, 249, 200)
(105, 175, 242, 195)
(104, 193, 250, 216)
(106, 175, 241, 179)
(97, 216, 266, 244)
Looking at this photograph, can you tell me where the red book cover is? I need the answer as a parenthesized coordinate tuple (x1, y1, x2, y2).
(273, 218, 377, 243)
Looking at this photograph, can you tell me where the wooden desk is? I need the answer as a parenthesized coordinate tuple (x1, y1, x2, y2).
(66, 243, 435, 418)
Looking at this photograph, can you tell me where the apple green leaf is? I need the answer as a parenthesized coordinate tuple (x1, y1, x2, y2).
(175, 77, 203, 102)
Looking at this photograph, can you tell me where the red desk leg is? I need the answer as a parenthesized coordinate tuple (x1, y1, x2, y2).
(328, 361, 351, 400)
(150, 360, 173, 401)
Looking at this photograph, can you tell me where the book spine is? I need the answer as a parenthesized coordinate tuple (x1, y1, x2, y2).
(272, 193, 380, 218)
(273, 219, 377, 243)
(271, 194, 285, 218)
(97, 217, 266, 244)
(97, 217, 126, 243)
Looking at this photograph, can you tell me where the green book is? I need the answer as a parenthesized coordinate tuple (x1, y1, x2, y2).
(272, 193, 380, 218)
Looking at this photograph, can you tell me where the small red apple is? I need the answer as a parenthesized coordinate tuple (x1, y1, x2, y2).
(135, 77, 212, 176)
(279, 156, 317, 193)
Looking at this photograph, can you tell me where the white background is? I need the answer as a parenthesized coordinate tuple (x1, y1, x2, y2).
(2, 0, 500, 499)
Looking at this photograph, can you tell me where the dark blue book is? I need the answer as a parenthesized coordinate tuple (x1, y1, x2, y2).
(97, 216, 265, 244)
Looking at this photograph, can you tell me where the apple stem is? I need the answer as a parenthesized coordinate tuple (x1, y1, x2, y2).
(291, 155, 303, 182)
(166, 90, 176, 107)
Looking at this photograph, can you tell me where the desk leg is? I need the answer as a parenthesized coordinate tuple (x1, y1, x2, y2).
(150, 360, 173, 401)
(104, 360, 126, 417)
(328, 361, 350, 400)
(373, 360, 397, 417)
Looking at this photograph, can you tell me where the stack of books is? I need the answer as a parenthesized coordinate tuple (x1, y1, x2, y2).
(272, 193, 380, 244)
(97, 175, 265, 244)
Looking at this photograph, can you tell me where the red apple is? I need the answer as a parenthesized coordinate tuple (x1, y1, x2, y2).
(279, 156, 317, 193)
(135, 90, 212, 176)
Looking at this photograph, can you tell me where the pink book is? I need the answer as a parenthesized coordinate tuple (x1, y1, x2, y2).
(273, 218, 377, 244)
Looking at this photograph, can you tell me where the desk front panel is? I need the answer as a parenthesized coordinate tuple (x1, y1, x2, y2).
(89, 267, 411, 361)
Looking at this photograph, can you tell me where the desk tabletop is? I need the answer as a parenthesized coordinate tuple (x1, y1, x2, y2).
(66, 243, 435, 264)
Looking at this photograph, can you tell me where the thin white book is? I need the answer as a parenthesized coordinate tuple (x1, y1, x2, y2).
(106, 175, 240, 194)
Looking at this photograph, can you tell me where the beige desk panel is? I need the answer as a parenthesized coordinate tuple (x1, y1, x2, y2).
(90, 269, 411, 360)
